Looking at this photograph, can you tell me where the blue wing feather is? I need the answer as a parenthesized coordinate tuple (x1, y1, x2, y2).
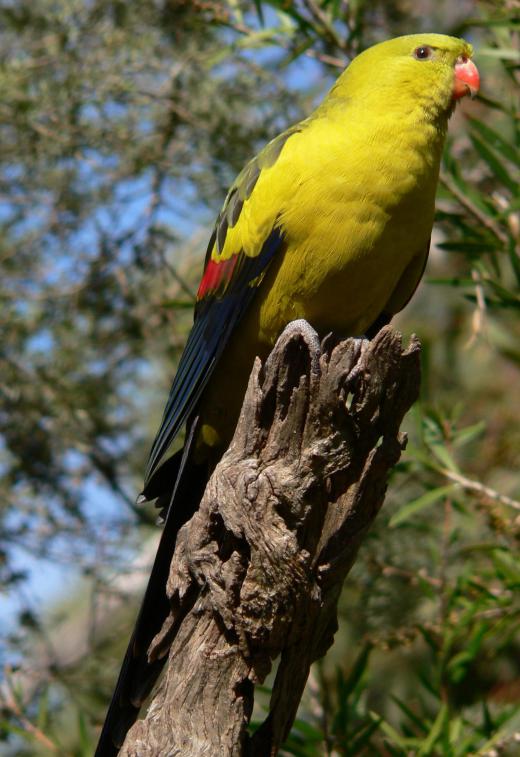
(143, 227, 284, 489)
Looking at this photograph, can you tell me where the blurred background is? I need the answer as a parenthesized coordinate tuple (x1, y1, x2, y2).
(0, 1, 518, 754)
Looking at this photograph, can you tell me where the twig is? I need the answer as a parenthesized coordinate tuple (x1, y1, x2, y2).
(302, 0, 348, 53)
(381, 563, 442, 588)
(466, 266, 488, 347)
(222, 17, 347, 69)
(440, 171, 509, 247)
(439, 467, 520, 512)
(1, 672, 60, 753)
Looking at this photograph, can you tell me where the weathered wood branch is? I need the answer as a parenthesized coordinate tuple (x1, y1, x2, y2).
(121, 322, 421, 757)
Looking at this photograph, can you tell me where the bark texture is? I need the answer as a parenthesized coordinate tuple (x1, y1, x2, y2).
(121, 322, 421, 757)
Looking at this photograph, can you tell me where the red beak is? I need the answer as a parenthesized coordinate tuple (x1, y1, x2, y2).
(453, 56, 480, 100)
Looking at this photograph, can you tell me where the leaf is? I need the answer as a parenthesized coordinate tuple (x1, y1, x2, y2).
(448, 716, 463, 747)
(447, 623, 487, 683)
(470, 134, 517, 194)
(390, 695, 428, 734)
(290, 718, 324, 742)
(437, 240, 496, 254)
(426, 276, 476, 287)
(282, 723, 323, 757)
(474, 92, 513, 111)
(429, 442, 459, 473)
(462, 17, 520, 28)
(416, 665, 440, 697)
(468, 117, 519, 166)
(442, 149, 493, 214)
(341, 642, 372, 697)
(36, 686, 49, 730)
(474, 705, 520, 755)
(463, 293, 520, 311)
(508, 246, 520, 287)
(349, 715, 382, 753)
(417, 703, 449, 756)
(484, 278, 520, 307)
(252, 0, 265, 25)
(479, 47, 520, 60)
(377, 717, 419, 750)
(491, 548, 520, 585)
(389, 485, 455, 527)
(78, 709, 92, 755)
(235, 27, 286, 50)
(452, 421, 486, 448)
(482, 700, 495, 737)
(160, 298, 196, 310)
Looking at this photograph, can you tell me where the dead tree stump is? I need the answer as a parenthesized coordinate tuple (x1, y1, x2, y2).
(120, 322, 421, 757)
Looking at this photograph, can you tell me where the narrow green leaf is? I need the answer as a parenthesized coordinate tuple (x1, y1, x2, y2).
(417, 703, 449, 756)
(160, 298, 196, 310)
(485, 278, 520, 306)
(479, 47, 520, 60)
(341, 642, 372, 697)
(390, 485, 455, 527)
(492, 548, 520, 584)
(426, 277, 476, 287)
(236, 27, 286, 50)
(470, 134, 517, 193)
(443, 150, 493, 214)
(333, 668, 350, 734)
(37, 686, 49, 730)
(448, 716, 463, 747)
(447, 624, 486, 683)
(474, 705, 520, 755)
(469, 117, 519, 166)
(417, 666, 440, 697)
(461, 16, 520, 28)
(452, 420, 486, 448)
(482, 700, 495, 737)
(78, 710, 91, 755)
(0, 721, 39, 741)
(390, 695, 428, 734)
(474, 92, 511, 112)
(429, 442, 459, 472)
(290, 718, 324, 742)
(463, 293, 520, 311)
(252, 0, 265, 25)
(377, 718, 416, 749)
(508, 246, 520, 287)
(383, 743, 408, 757)
(437, 240, 495, 254)
(349, 716, 382, 752)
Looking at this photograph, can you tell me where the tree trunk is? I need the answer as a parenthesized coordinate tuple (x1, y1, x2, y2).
(120, 321, 421, 757)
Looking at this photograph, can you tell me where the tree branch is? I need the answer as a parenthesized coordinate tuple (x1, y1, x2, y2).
(120, 322, 421, 756)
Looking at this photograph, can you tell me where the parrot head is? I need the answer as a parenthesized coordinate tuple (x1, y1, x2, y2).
(331, 33, 479, 118)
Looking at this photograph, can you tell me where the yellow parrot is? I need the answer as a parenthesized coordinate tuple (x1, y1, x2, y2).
(96, 33, 479, 755)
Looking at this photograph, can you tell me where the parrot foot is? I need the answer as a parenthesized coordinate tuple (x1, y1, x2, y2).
(283, 319, 321, 372)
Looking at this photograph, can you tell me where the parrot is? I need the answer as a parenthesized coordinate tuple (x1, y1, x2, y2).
(95, 33, 479, 755)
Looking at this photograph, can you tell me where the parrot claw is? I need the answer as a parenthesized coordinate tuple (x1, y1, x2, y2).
(284, 319, 321, 371)
(284, 319, 320, 348)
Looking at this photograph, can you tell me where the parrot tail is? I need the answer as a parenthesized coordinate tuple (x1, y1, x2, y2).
(94, 419, 208, 756)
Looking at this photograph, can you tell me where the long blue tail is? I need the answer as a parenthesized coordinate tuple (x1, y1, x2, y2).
(94, 424, 207, 756)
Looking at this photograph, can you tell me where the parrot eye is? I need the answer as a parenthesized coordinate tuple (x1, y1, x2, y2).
(413, 45, 433, 60)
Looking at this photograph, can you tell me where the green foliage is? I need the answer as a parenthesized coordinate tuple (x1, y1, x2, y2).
(0, 1, 518, 755)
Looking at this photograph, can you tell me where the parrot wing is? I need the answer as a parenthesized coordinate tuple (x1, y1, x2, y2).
(384, 240, 430, 316)
(143, 126, 304, 489)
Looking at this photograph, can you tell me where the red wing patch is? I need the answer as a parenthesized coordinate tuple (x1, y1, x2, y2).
(196, 255, 239, 300)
